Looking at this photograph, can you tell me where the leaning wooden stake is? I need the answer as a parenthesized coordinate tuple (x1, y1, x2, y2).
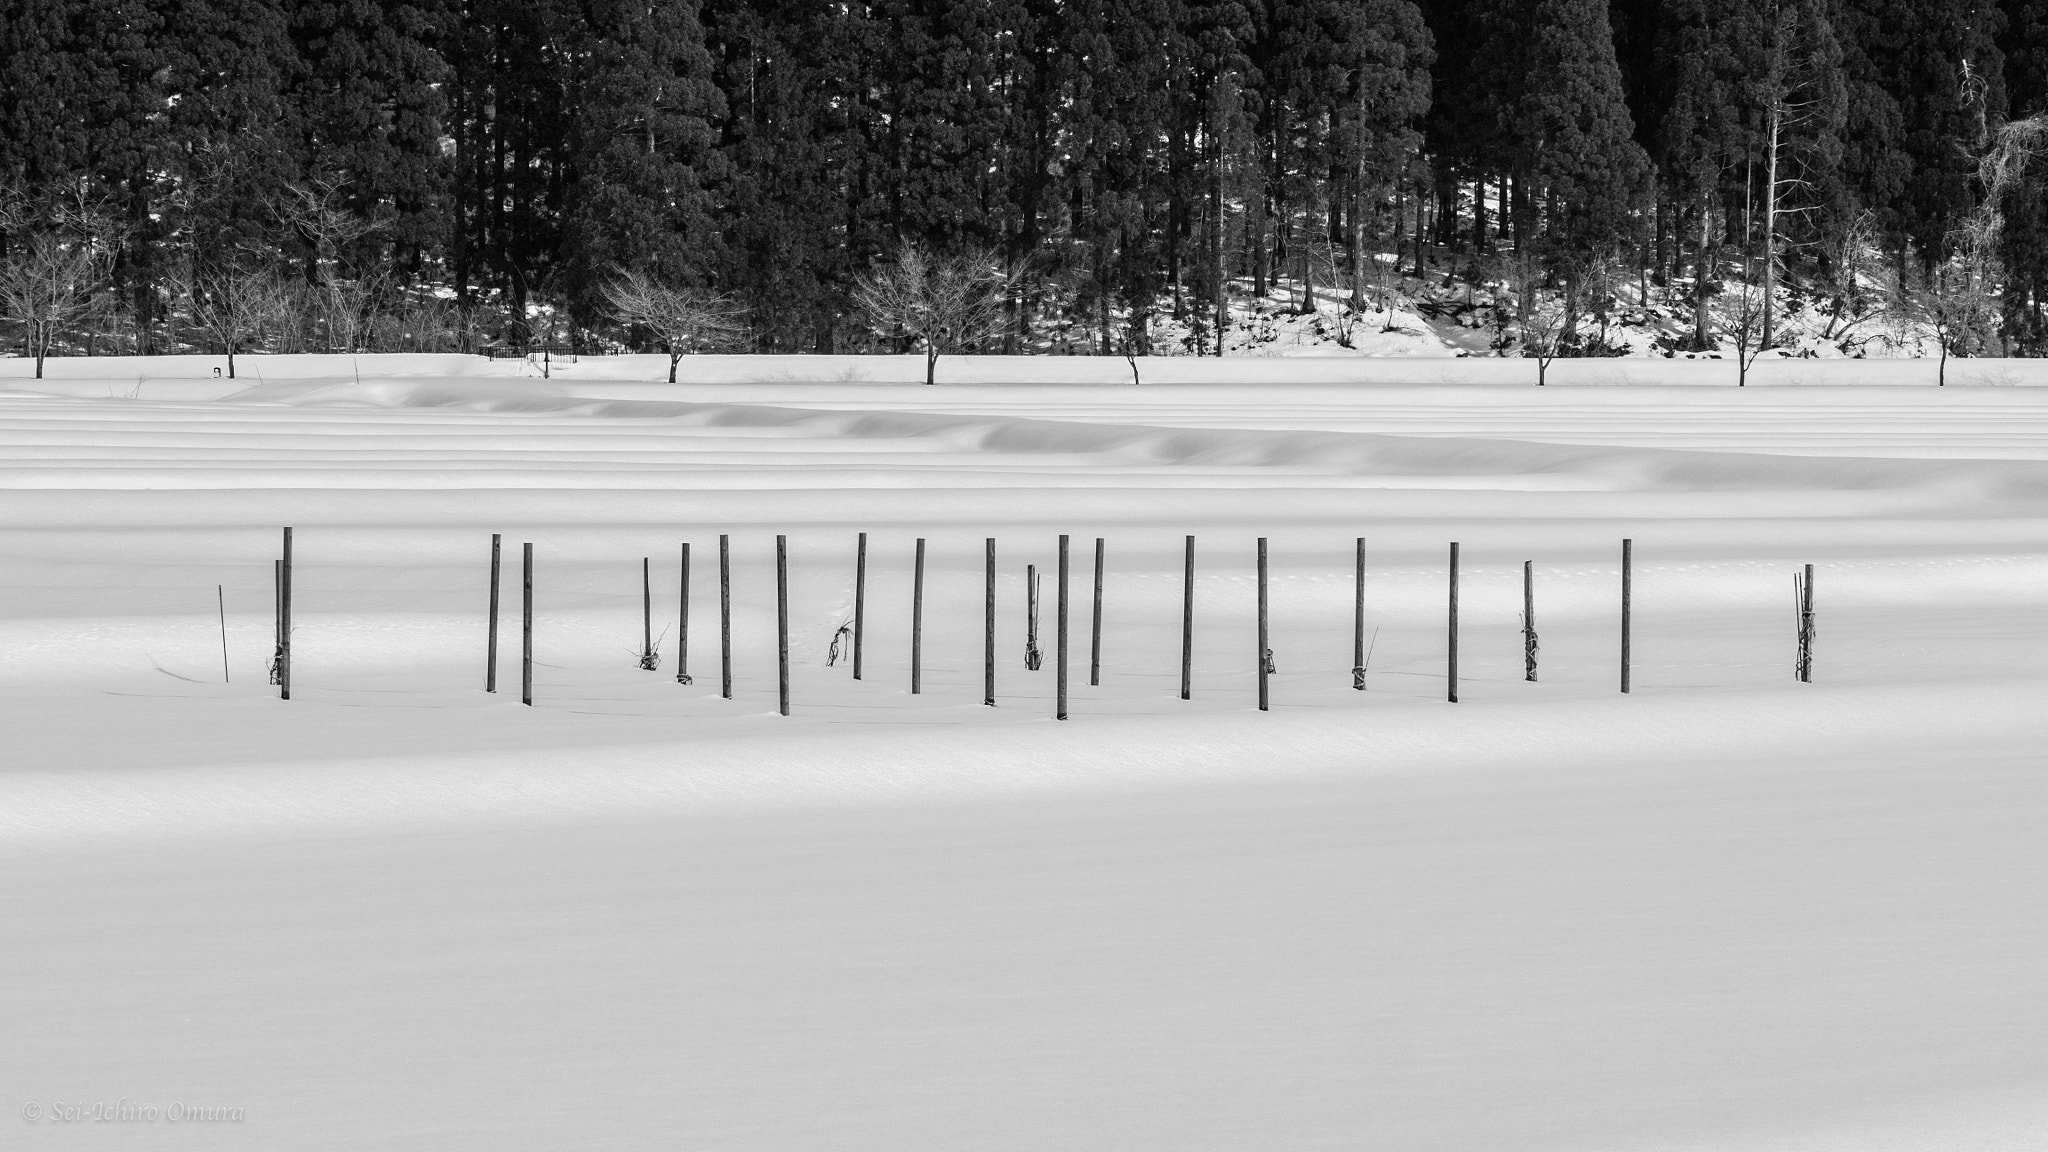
(1180, 535, 1196, 700)
(217, 584, 230, 683)
(1447, 541, 1460, 704)
(1352, 537, 1366, 690)
(911, 537, 926, 694)
(521, 542, 534, 706)
(1056, 534, 1070, 720)
(1090, 537, 1105, 687)
(279, 527, 293, 700)
(1257, 537, 1271, 712)
(639, 557, 656, 670)
(853, 531, 867, 681)
(1523, 560, 1538, 682)
(486, 533, 501, 692)
(1620, 538, 1633, 694)
(776, 534, 790, 716)
(719, 534, 733, 699)
(983, 537, 996, 706)
(676, 543, 693, 684)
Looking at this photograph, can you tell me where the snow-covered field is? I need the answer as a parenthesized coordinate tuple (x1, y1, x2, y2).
(3, 353, 2044, 1150)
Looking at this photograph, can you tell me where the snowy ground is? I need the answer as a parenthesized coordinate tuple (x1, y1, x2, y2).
(3, 353, 2044, 1150)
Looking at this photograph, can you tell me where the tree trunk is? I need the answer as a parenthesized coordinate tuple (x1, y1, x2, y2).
(1763, 101, 1782, 350)
(926, 345, 938, 386)
(1212, 150, 1228, 356)
(1472, 175, 1488, 256)
(668, 351, 680, 384)
(1349, 181, 1367, 311)
(1694, 203, 1714, 350)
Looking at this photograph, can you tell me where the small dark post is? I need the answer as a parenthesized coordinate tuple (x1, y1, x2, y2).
(1257, 537, 1270, 712)
(1352, 537, 1366, 690)
(486, 533, 501, 692)
(1089, 537, 1105, 687)
(677, 543, 693, 684)
(1447, 541, 1459, 704)
(279, 527, 293, 700)
(1523, 560, 1538, 682)
(217, 584, 230, 683)
(983, 538, 996, 706)
(521, 542, 534, 706)
(1620, 538, 1633, 694)
(639, 557, 655, 670)
(852, 532, 868, 680)
(911, 537, 926, 694)
(1180, 535, 1196, 700)
(719, 534, 733, 699)
(776, 535, 790, 716)
(1056, 535, 1070, 720)
(272, 560, 281, 662)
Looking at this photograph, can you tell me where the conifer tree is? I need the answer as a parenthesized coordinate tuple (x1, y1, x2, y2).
(559, 0, 726, 326)
(287, 0, 453, 276)
(1477, 0, 1651, 305)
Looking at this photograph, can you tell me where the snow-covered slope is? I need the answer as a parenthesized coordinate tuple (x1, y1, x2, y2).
(2, 354, 2043, 1151)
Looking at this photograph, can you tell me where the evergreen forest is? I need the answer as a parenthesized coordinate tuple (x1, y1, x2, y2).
(5, 0, 2048, 363)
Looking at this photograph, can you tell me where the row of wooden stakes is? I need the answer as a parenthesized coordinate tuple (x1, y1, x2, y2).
(258, 530, 1819, 717)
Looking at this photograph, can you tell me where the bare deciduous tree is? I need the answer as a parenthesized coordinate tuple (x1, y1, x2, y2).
(1886, 261, 1998, 387)
(1718, 258, 1770, 387)
(603, 270, 748, 383)
(852, 242, 1007, 385)
(180, 265, 287, 379)
(1504, 260, 1573, 386)
(0, 233, 103, 378)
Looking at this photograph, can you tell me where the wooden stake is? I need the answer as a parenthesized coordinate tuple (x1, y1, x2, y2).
(720, 533, 733, 699)
(1352, 537, 1366, 690)
(677, 543, 692, 684)
(853, 531, 867, 681)
(1257, 536, 1270, 711)
(217, 584, 230, 683)
(1447, 541, 1459, 704)
(279, 527, 293, 701)
(1621, 538, 1633, 694)
(777, 534, 789, 716)
(983, 537, 996, 706)
(640, 556, 655, 669)
(1025, 564, 1042, 670)
(521, 542, 533, 706)
(1797, 563, 1815, 683)
(1180, 535, 1195, 700)
(911, 537, 925, 694)
(1522, 560, 1537, 681)
(486, 533, 501, 692)
(1090, 537, 1104, 687)
(1056, 534, 1070, 720)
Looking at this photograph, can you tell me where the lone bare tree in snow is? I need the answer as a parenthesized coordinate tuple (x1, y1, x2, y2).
(181, 264, 288, 379)
(1504, 260, 1572, 386)
(852, 242, 1006, 385)
(603, 270, 748, 382)
(0, 233, 103, 378)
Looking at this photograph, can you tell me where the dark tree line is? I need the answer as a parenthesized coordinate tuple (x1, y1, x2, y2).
(6, 0, 2048, 360)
